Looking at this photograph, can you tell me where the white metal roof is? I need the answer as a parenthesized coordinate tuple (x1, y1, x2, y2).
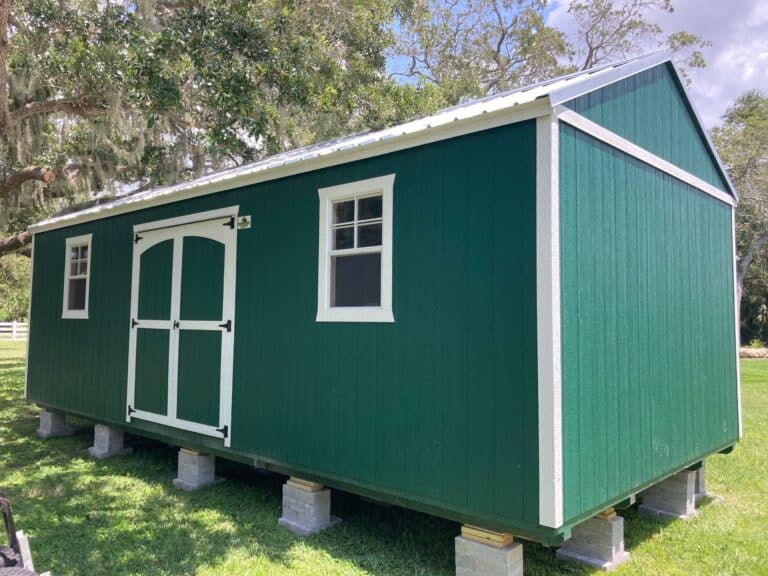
(31, 50, 732, 233)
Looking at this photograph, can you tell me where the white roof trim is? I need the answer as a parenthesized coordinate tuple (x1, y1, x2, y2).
(556, 107, 736, 207)
(665, 60, 738, 200)
(30, 51, 733, 233)
(548, 49, 671, 106)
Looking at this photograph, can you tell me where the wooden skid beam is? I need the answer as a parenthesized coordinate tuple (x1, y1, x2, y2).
(461, 525, 515, 548)
(287, 477, 325, 492)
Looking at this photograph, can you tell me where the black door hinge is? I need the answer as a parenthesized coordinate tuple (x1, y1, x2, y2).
(216, 425, 229, 439)
(127, 405, 136, 416)
(173, 320, 180, 329)
(223, 216, 235, 229)
(131, 318, 139, 328)
(134, 233, 143, 244)
(218, 319, 232, 332)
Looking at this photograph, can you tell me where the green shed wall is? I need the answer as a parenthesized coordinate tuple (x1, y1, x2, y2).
(27, 122, 544, 537)
(559, 123, 738, 524)
(564, 63, 730, 192)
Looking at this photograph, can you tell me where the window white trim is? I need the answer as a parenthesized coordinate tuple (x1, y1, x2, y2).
(62, 233, 92, 319)
(316, 174, 395, 323)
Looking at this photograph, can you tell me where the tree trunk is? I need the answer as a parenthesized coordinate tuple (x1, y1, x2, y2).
(0, 165, 55, 198)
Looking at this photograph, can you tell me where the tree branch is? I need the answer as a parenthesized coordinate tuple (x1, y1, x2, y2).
(0, 229, 31, 258)
(0, 166, 55, 198)
(11, 93, 109, 125)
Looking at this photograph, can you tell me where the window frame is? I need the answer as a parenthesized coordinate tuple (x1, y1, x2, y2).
(316, 174, 395, 323)
(62, 233, 93, 319)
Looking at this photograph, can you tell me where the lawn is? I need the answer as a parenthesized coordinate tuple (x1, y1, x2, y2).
(0, 339, 765, 575)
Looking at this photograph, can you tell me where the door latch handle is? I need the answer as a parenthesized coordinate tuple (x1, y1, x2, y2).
(219, 320, 232, 332)
(216, 425, 229, 438)
(127, 405, 136, 416)
(131, 318, 139, 328)
(173, 320, 179, 329)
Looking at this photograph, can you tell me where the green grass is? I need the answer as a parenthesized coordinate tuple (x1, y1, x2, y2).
(1, 339, 766, 575)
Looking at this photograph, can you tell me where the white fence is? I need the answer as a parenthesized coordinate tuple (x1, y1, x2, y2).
(0, 321, 28, 341)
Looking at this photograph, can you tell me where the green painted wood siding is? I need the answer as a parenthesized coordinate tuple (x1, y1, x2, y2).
(564, 63, 730, 192)
(559, 124, 738, 524)
(26, 122, 542, 537)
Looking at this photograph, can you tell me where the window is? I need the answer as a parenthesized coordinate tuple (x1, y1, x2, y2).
(317, 174, 394, 322)
(62, 234, 92, 319)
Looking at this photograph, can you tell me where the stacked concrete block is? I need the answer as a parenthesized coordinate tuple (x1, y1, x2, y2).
(639, 469, 697, 519)
(278, 478, 341, 536)
(556, 510, 630, 571)
(172, 449, 221, 491)
(37, 409, 75, 438)
(694, 465, 707, 504)
(88, 424, 132, 459)
(455, 535, 523, 576)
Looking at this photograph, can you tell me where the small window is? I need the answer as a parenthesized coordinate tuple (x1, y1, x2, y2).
(317, 174, 394, 322)
(62, 234, 92, 319)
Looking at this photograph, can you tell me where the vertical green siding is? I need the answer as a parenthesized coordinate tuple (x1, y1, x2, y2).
(559, 123, 738, 523)
(26, 122, 541, 536)
(564, 63, 730, 192)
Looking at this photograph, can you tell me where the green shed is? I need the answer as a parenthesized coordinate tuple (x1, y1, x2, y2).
(25, 51, 739, 573)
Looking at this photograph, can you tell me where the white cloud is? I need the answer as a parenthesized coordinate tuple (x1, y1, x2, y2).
(547, 0, 768, 128)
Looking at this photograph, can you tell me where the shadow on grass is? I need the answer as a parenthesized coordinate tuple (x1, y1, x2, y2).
(3, 410, 456, 576)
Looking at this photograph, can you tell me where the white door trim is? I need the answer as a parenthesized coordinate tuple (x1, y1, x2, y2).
(126, 206, 238, 447)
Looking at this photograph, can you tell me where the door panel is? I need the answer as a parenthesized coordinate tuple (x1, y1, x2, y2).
(176, 330, 222, 426)
(180, 236, 224, 321)
(138, 239, 174, 320)
(126, 208, 237, 446)
(134, 329, 170, 415)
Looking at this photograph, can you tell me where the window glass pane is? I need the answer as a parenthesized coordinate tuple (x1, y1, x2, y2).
(357, 223, 382, 247)
(333, 226, 354, 249)
(333, 200, 354, 224)
(79, 261, 88, 275)
(358, 195, 382, 220)
(70, 247, 79, 260)
(80, 246, 88, 260)
(68, 278, 87, 310)
(331, 253, 381, 307)
(70, 262, 79, 276)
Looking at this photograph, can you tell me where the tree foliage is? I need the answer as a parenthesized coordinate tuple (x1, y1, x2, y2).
(0, 253, 28, 319)
(712, 91, 768, 342)
(567, 0, 709, 76)
(0, 0, 437, 255)
(390, 0, 710, 103)
(0, 0, 716, 263)
(391, 0, 571, 103)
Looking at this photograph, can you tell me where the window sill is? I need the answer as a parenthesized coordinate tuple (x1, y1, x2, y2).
(62, 310, 89, 320)
(316, 307, 394, 323)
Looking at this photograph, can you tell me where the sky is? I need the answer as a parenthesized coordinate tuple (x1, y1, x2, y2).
(546, 0, 768, 128)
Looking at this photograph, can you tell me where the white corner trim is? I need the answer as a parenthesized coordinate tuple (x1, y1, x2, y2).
(61, 233, 93, 319)
(555, 107, 736, 207)
(134, 205, 239, 233)
(536, 115, 564, 529)
(316, 174, 395, 323)
(24, 234, 35, 399)
(732, 208, 743, 438)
